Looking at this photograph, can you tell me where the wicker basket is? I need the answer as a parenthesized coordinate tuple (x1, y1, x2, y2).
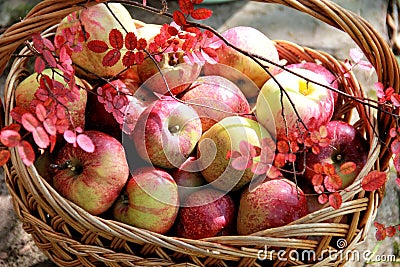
(0, 0, 399, 266)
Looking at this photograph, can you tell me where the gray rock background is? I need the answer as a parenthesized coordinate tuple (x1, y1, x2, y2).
(0, 0, 399, 266)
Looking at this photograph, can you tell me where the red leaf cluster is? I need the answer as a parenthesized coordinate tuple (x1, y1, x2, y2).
(374, 222, 398, 241)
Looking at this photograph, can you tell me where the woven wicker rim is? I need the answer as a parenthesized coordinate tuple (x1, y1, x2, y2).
(0, 1, 398, 266)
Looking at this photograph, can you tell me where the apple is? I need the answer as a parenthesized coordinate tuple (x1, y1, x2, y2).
(34, 150, 54, 184)
(175, 188, 236, 239)
(133, 96, 202, 169)
(170, 156, 206, 204)
(179, 75, 251, 132)
(202, 63, 261, 99)
(300, 120, 369, 189)
(197, 116, 272, 192)
(210, 26, 280, 88)
(52, 130, 129, 215)
(112, 167, 179, 234)
(55, 3, 136, 78)
(237, 178, 308, 235)
(256, 68, 335, 140)
(15, 68, 88, 129)
(286, 62, 339, 103)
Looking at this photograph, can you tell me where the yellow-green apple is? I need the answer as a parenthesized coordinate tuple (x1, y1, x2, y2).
(256, 68, 335, 139)
(300, 120, 369, 189)
(179, 75, 251, 132)
(286, 62, 339, 103)
(237, 178, 308, 235)
(52, 130, 129, 215)
(55, 3, 136, 78)
(197, 116, 272, 192)
(175, 188, 236, 239)
(15, 68, 87, 129)
(133, 96, 202, 169)
(170, 156, 206, 204)
(210, 26, 280, 88)
(112, 167, 179, 234)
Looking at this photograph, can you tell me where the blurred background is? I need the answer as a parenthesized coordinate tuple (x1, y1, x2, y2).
(0, 0, 399, 266)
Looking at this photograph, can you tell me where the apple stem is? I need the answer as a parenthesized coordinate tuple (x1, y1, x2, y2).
(50, 160, 72, 170)
(169, 125, 180, 134)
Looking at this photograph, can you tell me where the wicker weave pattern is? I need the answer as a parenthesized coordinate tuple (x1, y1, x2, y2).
(0, 1, 398, 266)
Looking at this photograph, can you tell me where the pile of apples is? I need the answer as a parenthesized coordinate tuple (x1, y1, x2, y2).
(16, 3, 370, 239)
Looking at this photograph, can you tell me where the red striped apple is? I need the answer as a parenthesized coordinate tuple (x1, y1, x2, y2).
(256, 68, 335, 139)
(52, 131, 129, 215)
(176, 188, 236, 239)
(237, 178, 308, 235)
(179, 75, 251, 132)
(211, 26, 280, 88)
(112, 167, 179, 234)
(133, 96, 202, 169)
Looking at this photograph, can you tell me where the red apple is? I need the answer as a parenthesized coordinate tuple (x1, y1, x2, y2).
(237, 178, 308, 235)
(133, 96, 202, 169)
(15, 68, 88, 130)
(179, 75, 251, 132)
(170, 156, 206, 204)
(55, 3, 136, 78)
(256, 68, 335, 139)
(301, 120, 369, 189)
(52, 131, 129, 215)
(112, 167, 179, 234)
(176, 188, 236, 239)
(211, 26, 280, 88)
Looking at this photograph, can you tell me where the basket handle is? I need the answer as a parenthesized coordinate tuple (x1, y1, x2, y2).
(0, 0, 398, 168)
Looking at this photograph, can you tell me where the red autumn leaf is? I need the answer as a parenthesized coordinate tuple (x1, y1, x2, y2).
(394, 154, 400, 173)
(34, 57, 46, 73)
(201, 47, 218, 64)
(173, 10, 188, 26)
(314, 184, 325, 194)
(137, 39, 147, 50)
(109, 28, 124, 50)
(277, 140, 289, 153)
(178, 0, 194, 15)
(102, 49, 121, 67)
(32, 126, 50, 149)
(313, 162, 324, 174)
(35, 103, 47, 122)
(43, 118, 57, 136)
(312, 174, 324, 186)
(17, 140, 35, 166)
(390, 127, 398, 138)
(324, 174, 342, 192)
(323, 163, 336, 176)
(87, 40, 109, 53)
(0, 150, 10, 166)
(375, 227, 387, 241)
(125, 32, 137, 50)
(231, 156, 252, 171)
(49, 134, 57, 153)
(391, 139, 400, 154)
(329, 192, 342, 209)
(361, 170, 387, 191)
(3, 124, 21, 132)
(391, 93, 400, 107)
(190, 8, 213, 20)
(318, 193, 328, 204)
(10, 107, 29, 124)
(386, 226, 396, 237)
(168, 26, 179, 36)
(340, 161, 357, 175)
(43, 50, 57, 68)
(21, 113, 40, 132)
(77, 134, 95, 153)
(122, 51, 136, 67)
(396, 178, 400, 188)
(63, 130, 76, 144)
(135, 51, 145, 65)
(0, 130, 21, 147)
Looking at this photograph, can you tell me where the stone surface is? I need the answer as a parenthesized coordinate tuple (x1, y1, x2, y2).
(0, 0, 398, 266)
